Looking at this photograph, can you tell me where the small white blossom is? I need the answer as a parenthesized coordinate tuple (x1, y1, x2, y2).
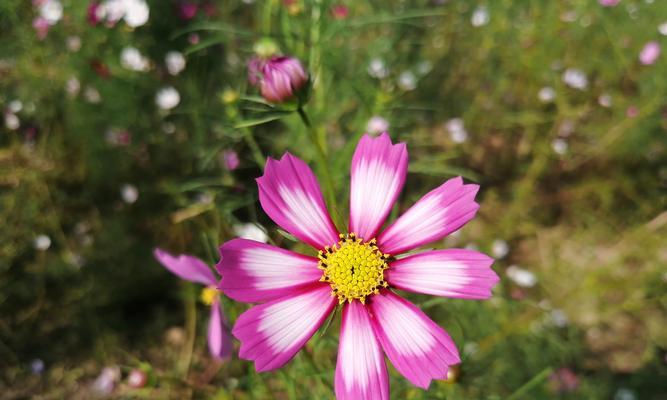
(366, 116, 389, 135)
(538, 86, 556, 103)
(39, 0, 63, 25)
(398, 71, 417, 91)
(471, 6, 489, 27)
(34, 235, 52, 251)
(562, 68, 588, 90)
(4, 113, 19, 130)
(445, 118, 468, 143)
(491, 239, 509, 258)
(659, 22, 667, 36)
(614, 388, 637, 400)
(506, 265, 537, 287)
(120, 184, 139, 204)
(233, 223, 268, 243)
(123, 0, 150, 28)
(120, 46, 150, 72)
(84, 86, 101, 103)
(66, 36, 81, 52)
(165, 51, 186, 75)
(367, 58, 389, 79)
(598, 94, 612, 108)
(155, 87, 180, 110)
(550, 309, 568, 327)
(92, 366, 120, 395)
(66, 77, 80, 96)
(551, 138, 568, 155)
(8, 100, 22, 113)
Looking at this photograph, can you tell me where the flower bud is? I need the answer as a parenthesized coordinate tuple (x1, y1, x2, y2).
(248, 56, 309, 104)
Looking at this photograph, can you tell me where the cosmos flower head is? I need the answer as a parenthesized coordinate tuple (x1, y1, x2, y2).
(217, 133, 499, 398)
(248, 55, 309, 103)
(154, 249, 233, 360)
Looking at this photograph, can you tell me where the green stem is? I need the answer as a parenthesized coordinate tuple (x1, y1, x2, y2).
(506, 367, 553, 400)
(297, 107, 337, 211)
(241, 127, 266, 167)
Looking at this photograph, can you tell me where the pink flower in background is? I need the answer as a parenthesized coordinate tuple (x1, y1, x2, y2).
(217, 133, 498, 398)
(626, 105, 639, 118)
(331, 4, 349, 20)
(154, 249, 233, 360)
(248, 56, 309, 103)
(87, 2, 103, 25)
(32, 17, 50, 40)
(639, 41, 661, 65)
(599, 0, 620, 6)
(222, 150, 240, 171)
(549, 368, 579, 393)
(176, 1, 198, 20)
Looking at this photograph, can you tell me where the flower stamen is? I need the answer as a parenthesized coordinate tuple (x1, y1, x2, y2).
(318, 233, 389, 304)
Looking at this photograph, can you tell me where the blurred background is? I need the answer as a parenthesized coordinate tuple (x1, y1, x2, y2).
(1, 0, 666, 399)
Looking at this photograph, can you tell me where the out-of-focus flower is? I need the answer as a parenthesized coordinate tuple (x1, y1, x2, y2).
(659, 22, 667, 36)
(188, 33, 200, 45)
(165, 51, 186, 75)
(154, 249, 233, 360)
(34, 235, 51, 251)
(5, 113, 20, 130)
(366, 116, 390, 135)
(367, 57, 389, 79)
(30, 359, 45, 374)
(84, 86, 102, 103)
(221, 88, 239, 104)
(32, 17, 50, 40)
(91, 60, 111, 79)
(331, 4, 349, 20)
(491, 239, 509, 259)
(66, 36, 81, 52)
(106, 128, 131, 146)
(127, 369, 147, 388)
(233, 223, 268, 243)
(549, 368, 579, 393)
(626, 105, 639, 118)
(92, 366, 120, 395)
(506, 265, 537, 287)
(38, 0, 63, 24)
(471, 6, 489, 27)
(551, 138, 568, 155)
(87, 2, 103, 25)
(446, 118, 468, 144)
(598, 94, 612, 108)
(550, 309, 568, 327)
(599, 0, 620, 6)
(538, 87, 556, 103)
(614, 388, 637, 400)
(120, 46, 150, 72)
(221, 150, 240, 171)
(162, 122, 176, 134)
(155, 87, 180, 110)
(120, 183, 139, 204)
(398, 71, 417, 91)
(66, 77, 80, 97)
(9, 100, 22, 113)
(248, 56, 308, 103)
(123, 0, 149, 27)
(562, 68, 588, 90)
(639, 41, 661, 65)
(218, 134, 498, 398)
(176, 1, 198, 20)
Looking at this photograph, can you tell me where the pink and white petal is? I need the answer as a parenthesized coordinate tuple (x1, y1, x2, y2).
(386, 249, 499, 299)
(153, 248, 216, 286)
(208, 299, 233, 360)
(368, 291, 460, 389)
(349, 133, 408, 241)
(335, 301, 389, 400)
(377, 177, 479, 255)
(257, 153, 339, 250)
(233, 284, 335, 372)
(217, 239, 322, 303)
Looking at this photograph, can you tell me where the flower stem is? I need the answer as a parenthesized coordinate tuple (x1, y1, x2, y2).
(241, 127, 266, 168)
(297, 107, 337, 211)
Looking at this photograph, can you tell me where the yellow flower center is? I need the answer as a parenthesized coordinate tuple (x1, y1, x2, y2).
(200, 286, 219, 306)
(318, 233, 389, 304)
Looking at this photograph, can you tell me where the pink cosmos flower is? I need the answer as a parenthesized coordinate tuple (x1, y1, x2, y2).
(32, 17, 50, 40)
(176, 1, 198, 20)
(154, 249, 233, 360)
(599, 0, 620, 6)
(217, 133, 499, 398)
(331, 4, 349, 20)
(247, 56, 309, 103)
(639, 41, 661, 65)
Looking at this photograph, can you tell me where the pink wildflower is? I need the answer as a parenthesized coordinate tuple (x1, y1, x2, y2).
(639, 41, 661, 65)
(248, 56, 309, 103)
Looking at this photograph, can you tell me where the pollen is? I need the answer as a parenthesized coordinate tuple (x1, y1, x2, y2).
(200, 286, 219, 306)
(318, 233, 389, 304)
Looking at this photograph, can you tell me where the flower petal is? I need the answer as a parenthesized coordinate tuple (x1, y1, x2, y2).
(153, 248, 216, 286)
(386, 249, 499, 299)
(368, 291, 460, 389)
(335, 301, 389, 400)
(217, 238, 322, 303)
(377, 177, 479, 255)
(257, 153, 339, 249)
(208, 300, 233, 360)
(349, 133, 408, 241)
(233, 284, 335, 372)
